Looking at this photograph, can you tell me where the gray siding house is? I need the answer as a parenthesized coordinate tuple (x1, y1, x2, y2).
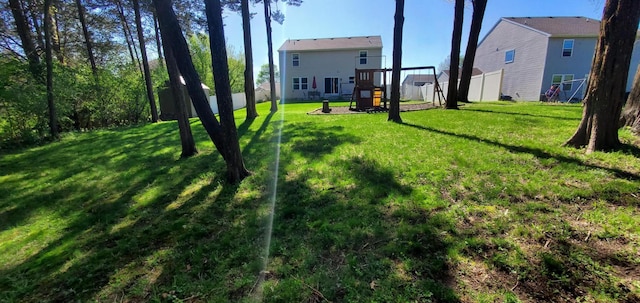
(474, 16, 640, 101)
(278, 36, 383, 100)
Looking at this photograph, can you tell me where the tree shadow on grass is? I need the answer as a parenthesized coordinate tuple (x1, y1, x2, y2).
(464, 107, 582, 122)
(0, 119, 237, 301)
(400, 122, 640, 181)
(0, 122, 183, 232)
(241, 121, 460, 302)
(0, 115, 459, 302)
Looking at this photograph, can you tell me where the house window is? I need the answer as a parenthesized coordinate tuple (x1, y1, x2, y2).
(292, 53, 300, 66)
(562, 39, 574, 57)
(359, 50, 367, 65)
(348, 76, 355, 84)
(505, 49, 515, 63)
(293, 77, 308, 90)
(552, 74, 574, 91)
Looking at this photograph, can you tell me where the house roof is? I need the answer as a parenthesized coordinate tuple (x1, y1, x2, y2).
(503, 16, 601, 37)
(278, 36, 382, 52)
(402, 74, 435, 85)
(440, 68, 483, 79)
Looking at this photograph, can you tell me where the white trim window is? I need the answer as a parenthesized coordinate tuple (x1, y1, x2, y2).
(359, 50, 367, 65)
(292, 53, 300, 66)
(348, 76, 355, 84)
(562, 39, 574, 57)
(505, 49, 515, 63)
(293, 77, 308, 90)
(552, 74, 574, 91)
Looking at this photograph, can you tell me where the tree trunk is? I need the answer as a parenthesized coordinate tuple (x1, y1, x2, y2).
(565, 0, 640, 152)
(9, 0, 40, 75)
(75, 0, 97, 77)
(162, 30, 197, 158)
(388, 0, 404, 123)
(155, 0, 250, 183)
(44, 0, 58, 138)
(26, 0, 44, 52)
(264, 0, 277, 112)
(458, 0, 487, 103)
(46, 4, 64, 64)
(205, 0, 251, 182)
(242, 0, 258, 119)
(133, 0, 159, 122)
(115, 0, 142, 73)
(445, 0, 464, 109)
(620, 64, 640, 134)
(153, 12, 164, 68)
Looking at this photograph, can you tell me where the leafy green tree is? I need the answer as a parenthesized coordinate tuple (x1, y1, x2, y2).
(187, 33, 245, 94)
(256, 63, 278, 85)
(133, 0, 159, 122)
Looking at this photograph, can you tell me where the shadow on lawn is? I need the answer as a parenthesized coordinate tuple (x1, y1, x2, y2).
(463, 107, 581, 122)
(245, 120, 459, 302)
(400, 122, 640, 181)
(0, 120, 230, 301)
(0, 116, 459, 302)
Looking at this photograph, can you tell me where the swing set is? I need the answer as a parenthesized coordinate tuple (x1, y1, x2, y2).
(349, 66, 445, 112)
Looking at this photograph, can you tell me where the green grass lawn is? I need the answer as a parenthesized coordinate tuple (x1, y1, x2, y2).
(1, 101, 639, 302)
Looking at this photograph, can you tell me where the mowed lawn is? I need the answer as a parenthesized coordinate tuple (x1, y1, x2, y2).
(1, 101, 639, 302)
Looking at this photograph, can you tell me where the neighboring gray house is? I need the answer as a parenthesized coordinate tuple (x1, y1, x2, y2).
(278, 36, 383, 100)
(437, 68, 483, 83)
(255, 81, 281, 102)
(474, 16, 640, 101)
(402, 74, 435, 100)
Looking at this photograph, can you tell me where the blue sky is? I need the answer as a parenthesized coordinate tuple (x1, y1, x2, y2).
(218, 0, 605, 81)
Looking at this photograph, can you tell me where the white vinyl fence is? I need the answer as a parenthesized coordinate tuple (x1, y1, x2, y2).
(421, 69, 503, 102)
(209, 93, 247, 114)
(188, 93, 248, 116)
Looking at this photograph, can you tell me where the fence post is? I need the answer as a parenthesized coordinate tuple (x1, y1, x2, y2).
(479, 72, 486, 101)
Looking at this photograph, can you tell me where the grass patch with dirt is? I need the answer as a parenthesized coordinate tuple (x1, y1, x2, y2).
(1, 101, 639, 302)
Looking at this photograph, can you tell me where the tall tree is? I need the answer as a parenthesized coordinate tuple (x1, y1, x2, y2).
(25, 0, 44, 51)
(445, 0, 464, 109)
(458, 0, 487, 103)
(115, 0, 142, 72)
(161, 27, 197, 157)
(46, 2, 64, 64)
(75, 0, 97, 76)
(263, 0, 277, 112)
(564, 0, 640, 152)
(44, 0, 58, 138)
(154, 0, 250, 182)
(205, 0, 250, 182)
(620, 64, 640, 134)
(241, 0, 258, 119)
(133, 0, 159, 122)
(153, 12, 164, 68)
(8, 0, 40, 75)
(388, 0, 404, 123)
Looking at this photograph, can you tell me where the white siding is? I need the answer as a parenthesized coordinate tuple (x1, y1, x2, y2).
(475, 20, 549, 100)
(278, 48, 382, 100)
